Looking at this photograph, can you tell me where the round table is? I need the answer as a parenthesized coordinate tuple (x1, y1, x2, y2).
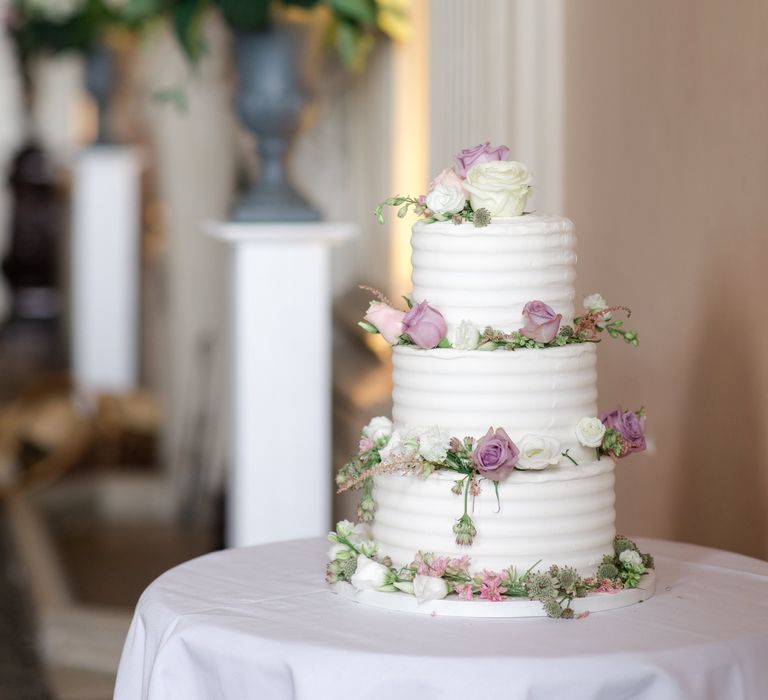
(113, 537, 768, 700)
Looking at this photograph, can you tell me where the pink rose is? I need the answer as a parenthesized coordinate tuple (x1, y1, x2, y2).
(453, 142, 511, 177)
(519, 300, 562, 343)
(600, 407, 647, 455)
(364, 301, 405, 344)
(429, 167, 466, 194)
(471, 427, 520, 481)
(402, 301, 447, 349)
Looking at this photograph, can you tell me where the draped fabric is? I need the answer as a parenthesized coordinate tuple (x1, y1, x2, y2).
(115, 537, 768, 700)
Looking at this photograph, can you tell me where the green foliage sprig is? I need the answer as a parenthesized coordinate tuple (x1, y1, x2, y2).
(374, 196, 492, 228)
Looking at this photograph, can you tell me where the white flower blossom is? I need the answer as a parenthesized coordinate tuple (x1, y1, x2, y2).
(347, 523, 372, 545)
(463, 160, 531, 217)
(417, 426, 452, 463)
(516, 435, 562, 470)
(582, 293, 607, 311)
(619, 549, 643, 568)
(575, 417, 606, 449)
(582, 293, 611, 324)
(425, 182, 466, 215)
(362, 416, 393, 447)
(335, 520, 355, 539)
(379, 428, 419, 462)
(448, 320, 481, 350)
(413, 575, 449, 603)
(350, 555, 390, 590)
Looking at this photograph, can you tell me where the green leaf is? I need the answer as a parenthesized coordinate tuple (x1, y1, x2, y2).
(328, 0, 377, 27)
(397, 203, 409, 218)
(437, 338, 452, 348)
(357, 321, 379, 334)
(393, 581, 414, 594)
(402, 296, 413, 309)
(152, 86, 189, 114)
(334, 18, 374, 71)
(171, 0, 208, 62)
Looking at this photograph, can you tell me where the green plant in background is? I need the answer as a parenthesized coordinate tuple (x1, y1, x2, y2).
(125, 0, 407, 70)
(9, 0, 155, 58)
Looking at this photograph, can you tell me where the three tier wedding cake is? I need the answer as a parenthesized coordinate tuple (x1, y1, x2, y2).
(328, 144, 652, 619)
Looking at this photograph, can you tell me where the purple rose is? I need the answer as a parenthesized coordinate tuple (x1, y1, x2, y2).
(519, 300, 562, 343)
(402, 301, 447, 349)
(453, 142, 511, 177)
(471, 427, 520, 481)
(600, 407, 646, 454)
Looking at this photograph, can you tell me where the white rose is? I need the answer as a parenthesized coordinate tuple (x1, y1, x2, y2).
(417, 426, 452, 463)
(362, 416, 393, 447)
(463, 160, 531, 217)
(448, 320, 481, 350)
(619, 549, 643, 568)
(425, 183, 467, 215)
(516, 434, 562, 470)
(350, 555, 390, 590)
(413, 575, 449, 603)
(575, 417, 606, 448)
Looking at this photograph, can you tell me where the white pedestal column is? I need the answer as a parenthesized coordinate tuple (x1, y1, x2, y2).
(207, 222, 357, 548)
(71, 146, 141, 393)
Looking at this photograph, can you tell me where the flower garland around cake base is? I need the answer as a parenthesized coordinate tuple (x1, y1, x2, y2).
(327, 524, 654, 620)
(336, 412, 647, 547)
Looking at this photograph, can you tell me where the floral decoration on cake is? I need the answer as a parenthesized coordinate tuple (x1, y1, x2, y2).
(358, 289, 639, 350)
(336, 410, 647, 546)
(327, 524, 654, 619)
(375, 142, 531, 227)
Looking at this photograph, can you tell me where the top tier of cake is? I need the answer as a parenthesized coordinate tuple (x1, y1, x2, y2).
(410, 215, 576, 332)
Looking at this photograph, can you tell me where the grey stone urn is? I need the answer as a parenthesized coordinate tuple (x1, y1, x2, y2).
(231, 26, 321, 223)
(84, 42, 116, 145)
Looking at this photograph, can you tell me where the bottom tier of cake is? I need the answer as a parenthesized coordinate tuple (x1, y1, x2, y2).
(371, 458, 615, 574)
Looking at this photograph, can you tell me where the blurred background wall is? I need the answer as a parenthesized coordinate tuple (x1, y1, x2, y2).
(564, 0, 768, 557)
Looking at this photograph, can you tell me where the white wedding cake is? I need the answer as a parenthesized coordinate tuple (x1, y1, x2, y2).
(329, 144, 651, 618)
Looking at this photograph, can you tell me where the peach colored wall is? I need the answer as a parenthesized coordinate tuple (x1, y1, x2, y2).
(564, 0, 768, 559)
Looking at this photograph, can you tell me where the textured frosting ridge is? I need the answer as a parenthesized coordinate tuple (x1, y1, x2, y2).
(410, 215, 576, 331)
(372, 459, 616, 574)
(392, 343, 598, 464)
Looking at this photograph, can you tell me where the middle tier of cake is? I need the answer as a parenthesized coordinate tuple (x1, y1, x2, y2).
(392, 342, 598, 464)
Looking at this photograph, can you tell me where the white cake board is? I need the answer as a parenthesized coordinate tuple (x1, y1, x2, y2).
(332, 572, 655, 618)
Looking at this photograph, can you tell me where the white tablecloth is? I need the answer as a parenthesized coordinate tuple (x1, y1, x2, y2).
(114, 537, 768, 700)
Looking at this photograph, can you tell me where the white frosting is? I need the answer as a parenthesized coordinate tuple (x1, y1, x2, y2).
(410, 215, 576, 331)
(372, 459, 616, 574)
(392, 343, 598, 464)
